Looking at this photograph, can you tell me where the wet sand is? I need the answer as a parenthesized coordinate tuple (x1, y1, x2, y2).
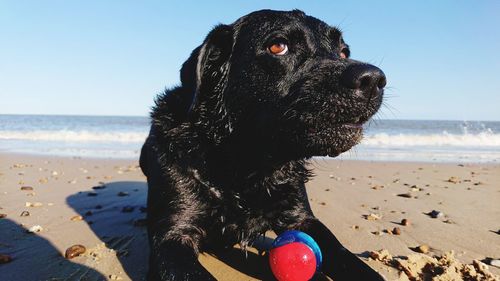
(0, 153, 499, 280)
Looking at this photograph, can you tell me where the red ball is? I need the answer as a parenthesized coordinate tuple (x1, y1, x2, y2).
(269, 242, 317, 281)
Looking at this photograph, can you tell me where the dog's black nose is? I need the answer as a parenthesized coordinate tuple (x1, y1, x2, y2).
(340, 64, 386, 99)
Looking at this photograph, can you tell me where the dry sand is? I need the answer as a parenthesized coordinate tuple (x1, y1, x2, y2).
(0, 153, 499, 280)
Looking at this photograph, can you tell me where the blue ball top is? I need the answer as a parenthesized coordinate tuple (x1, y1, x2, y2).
(271, 230, 323, 270)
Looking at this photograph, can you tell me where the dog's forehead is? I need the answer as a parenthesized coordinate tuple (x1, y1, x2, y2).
(233, 9, 337, 42)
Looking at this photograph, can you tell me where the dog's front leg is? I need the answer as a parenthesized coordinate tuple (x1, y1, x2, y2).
(147, 238, 215, 281)
(297, 218, 386, 281)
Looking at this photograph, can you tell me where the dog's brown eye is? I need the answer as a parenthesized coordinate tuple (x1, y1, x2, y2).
(269, 43, 288, 55)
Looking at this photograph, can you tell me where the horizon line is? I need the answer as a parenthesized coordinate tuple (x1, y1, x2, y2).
(0, 113, 499, 123)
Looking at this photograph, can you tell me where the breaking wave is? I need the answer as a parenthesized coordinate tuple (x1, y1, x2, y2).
(0, 130, 147, 143)
(362, 131, 500, 147)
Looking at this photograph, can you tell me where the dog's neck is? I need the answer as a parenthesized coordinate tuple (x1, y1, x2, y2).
(202, 132, 309, 186)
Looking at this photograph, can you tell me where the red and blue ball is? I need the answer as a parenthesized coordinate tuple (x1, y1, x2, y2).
(269, 230, 322, 281)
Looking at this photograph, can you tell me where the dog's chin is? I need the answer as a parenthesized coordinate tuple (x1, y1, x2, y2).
(301, 125, 363, 158)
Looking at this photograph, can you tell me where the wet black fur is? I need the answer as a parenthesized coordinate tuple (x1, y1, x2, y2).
(140, 9, 385, 281)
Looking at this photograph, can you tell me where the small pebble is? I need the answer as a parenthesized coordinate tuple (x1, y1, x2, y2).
(122, 206, 135, 213)
(351, 225, 360, 230)
(27, 225, 43, 233)
(414, 244, 430, 254)
(109, 274, 123, 280)
(26, 202, 43, 207)
(20, 211, 30, 217)
(401, 219, 410, 226)
(397, 193, 413, 198)
(20, 186, 34, 191)
(447, 176, 461, 184)
(428, 210, 444, 219)
(489, 259, 500, 268)
(87, 192, 98, 197)
(369, 249, 393, 262)
(65, 245, 86, 259)
(117, 191, 129, 197)
(319, 202, 326, 206)
(392, 227, 401, 235)
(70, 215, 83, 221)
(0, 254, 12, 264)
(85, 211, 93, 216)
(0, 214, 6, 219)
(364, 213, 381, 220)
(92, 185, 106, 190)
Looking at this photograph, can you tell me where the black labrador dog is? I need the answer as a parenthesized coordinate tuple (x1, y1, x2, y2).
(140, 9, 386, 281)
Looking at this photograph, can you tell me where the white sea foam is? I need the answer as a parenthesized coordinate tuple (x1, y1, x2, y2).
(362, 132, 500, 147)
(0, 130, 148, 143)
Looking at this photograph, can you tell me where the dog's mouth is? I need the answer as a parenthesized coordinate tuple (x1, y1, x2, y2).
(301, 110, 381, 158)
(297, 117, 367, 158)
(307, 120, 364, 134)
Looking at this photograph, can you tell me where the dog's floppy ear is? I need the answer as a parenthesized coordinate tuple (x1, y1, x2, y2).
(180, 24, 234, 145)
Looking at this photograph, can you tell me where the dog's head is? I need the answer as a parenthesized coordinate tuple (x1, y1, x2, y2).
(182, 9, 386, 159)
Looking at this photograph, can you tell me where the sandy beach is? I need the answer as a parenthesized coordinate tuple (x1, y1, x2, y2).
(1, 153, 499, 280)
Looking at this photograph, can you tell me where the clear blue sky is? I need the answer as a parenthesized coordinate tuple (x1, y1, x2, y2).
(1, 1, 499, 121)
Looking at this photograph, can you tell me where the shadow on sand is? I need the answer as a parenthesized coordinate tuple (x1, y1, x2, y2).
(65, 181, 329, 281)
(66, 181, 149, 281)
(0, 218, 106, 281)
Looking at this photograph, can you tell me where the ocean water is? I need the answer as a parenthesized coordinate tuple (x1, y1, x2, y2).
(0, 115, 149, 159)
(0, 115, 499, 163)
(351, 119, 500, 163)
